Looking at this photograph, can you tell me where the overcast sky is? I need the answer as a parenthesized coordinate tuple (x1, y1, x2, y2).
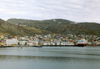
(0, 0, 100, 23)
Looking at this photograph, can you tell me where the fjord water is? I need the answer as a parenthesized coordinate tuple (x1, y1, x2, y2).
(0, 47, 100, 69)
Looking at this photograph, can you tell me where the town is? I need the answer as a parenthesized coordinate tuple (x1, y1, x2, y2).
(0, 34, 99, 47)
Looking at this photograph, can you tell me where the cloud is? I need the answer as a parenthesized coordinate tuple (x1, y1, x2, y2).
(7, 11, 26, 15)
(0, 0, 100, 23)
(0, 9, 5, 11)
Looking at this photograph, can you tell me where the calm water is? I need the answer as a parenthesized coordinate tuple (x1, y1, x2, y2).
(0, 46, 100, 69)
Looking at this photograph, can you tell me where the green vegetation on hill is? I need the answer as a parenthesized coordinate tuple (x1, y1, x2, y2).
(0, 19, 49, 36)
(7, 18, 75, 24)
(7, 18, 100, 36)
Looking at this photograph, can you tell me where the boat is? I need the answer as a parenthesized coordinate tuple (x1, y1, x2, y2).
(32, 45, 42, 47)
(76, 39, 88, 47)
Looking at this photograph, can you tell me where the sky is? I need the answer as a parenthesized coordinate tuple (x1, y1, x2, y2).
(0, 0, 100, 23)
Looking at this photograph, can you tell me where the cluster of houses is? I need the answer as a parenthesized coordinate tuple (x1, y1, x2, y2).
(0, 34, 100, 46)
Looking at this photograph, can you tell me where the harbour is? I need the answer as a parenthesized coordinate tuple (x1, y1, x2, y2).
(1, 0, 100, 69)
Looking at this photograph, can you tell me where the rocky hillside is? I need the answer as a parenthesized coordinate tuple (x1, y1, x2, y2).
(7, 18, 100, 36)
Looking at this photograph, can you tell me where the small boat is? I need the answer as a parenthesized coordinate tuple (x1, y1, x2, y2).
(93, 45, 97, 47)
(32, 45, 42, 47)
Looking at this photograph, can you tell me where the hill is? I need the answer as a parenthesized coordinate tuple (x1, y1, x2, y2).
(7, 18, 75, 24)
(0, 18, 49, 36)
(7, 18, 100, 36)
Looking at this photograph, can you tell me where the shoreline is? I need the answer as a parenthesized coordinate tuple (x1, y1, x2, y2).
(0, 45, 98, 47)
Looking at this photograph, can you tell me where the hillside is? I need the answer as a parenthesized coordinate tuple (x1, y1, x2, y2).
(7, 18, 75, 24)
(0, 19, 49, 36)
(7, 18, 100, 36)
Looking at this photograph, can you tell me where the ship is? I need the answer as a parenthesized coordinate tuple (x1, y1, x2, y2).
(76, 39, 88, 47)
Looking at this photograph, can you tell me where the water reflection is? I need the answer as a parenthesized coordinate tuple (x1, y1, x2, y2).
(0, 47, 100, 69)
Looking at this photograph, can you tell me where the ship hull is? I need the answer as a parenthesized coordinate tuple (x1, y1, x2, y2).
(76, 43, 88, 47)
